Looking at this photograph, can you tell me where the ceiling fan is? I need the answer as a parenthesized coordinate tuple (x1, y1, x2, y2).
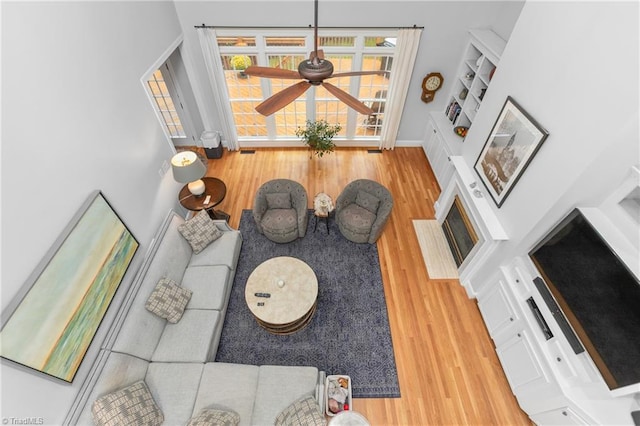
(243, 0, 388, 117)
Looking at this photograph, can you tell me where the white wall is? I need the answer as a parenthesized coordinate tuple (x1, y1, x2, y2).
(1, 2, 184, 423)
(172, 0, 525, 145)
(460, 2, 639, 284)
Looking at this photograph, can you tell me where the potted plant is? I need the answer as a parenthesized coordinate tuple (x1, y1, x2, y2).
(230, 55, 252, 78)
(296, 119, 342, 158)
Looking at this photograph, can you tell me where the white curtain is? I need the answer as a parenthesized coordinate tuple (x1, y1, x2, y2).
(379, 28, 423, 150)
(197, 28, 239, 151)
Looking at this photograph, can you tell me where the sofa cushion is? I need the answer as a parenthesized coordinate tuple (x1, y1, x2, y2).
(111, 306, 166, 361)
(112, 215, 193, 360)
(193, 363, 260, 426)
(252, 365, 319, 425)
(145, 278, 192, 323)
(77, 351, 151, 425)
(179, 210, 224, 254)
(145, 362, 204, 426)
(274, 395, 325, 426)
(181, 265, 230, 310)
(338, 204, 376, 235)
(148, 214, 194, 282)
(151, 309, 220, 363)
(91, 380, 163, 426)
(261, 209, 298, 234)
(189, 230, 242, 269)
(355, 190, 380, 214)
(187, 407, 241, 426)
(266, 192, 292, 210)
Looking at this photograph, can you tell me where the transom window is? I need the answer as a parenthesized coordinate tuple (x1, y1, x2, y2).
(215, 29, 396, 143)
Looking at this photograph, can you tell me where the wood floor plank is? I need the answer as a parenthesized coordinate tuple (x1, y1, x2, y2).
(202, 147, 531, 425)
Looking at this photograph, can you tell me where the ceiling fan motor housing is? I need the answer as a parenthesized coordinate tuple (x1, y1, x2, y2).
(298, 59, 334, 84)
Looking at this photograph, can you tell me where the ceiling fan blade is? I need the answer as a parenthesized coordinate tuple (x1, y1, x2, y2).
(255, 81, 312, 116)
(322, 82, 374, 115)
(330, 70, 390, 78)
(244, 66, 302, 79)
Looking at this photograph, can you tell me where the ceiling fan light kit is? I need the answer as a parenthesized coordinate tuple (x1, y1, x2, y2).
(243, 0, 387, 117)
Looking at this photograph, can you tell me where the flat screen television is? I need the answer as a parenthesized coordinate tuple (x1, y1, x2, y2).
(529, 208, 640, 391)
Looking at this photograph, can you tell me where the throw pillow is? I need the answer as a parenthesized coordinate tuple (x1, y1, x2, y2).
(355, 190, 380, 214)
(145, 277, 192, 323)
(91, 380, 163, 426)
(266, 192, 292, 210)
(275, 395, 325, 426)
(186, 407, 240, 426)
(178, 209, 224, 254)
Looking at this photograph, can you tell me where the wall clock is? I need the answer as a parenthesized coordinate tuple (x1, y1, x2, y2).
(421, 72, 443, 103)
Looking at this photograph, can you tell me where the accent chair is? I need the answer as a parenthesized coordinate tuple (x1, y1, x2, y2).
(335, 179, 393, 244)
(253, 179, 309, 243)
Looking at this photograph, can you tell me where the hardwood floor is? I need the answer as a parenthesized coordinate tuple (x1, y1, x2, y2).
(204, 147, 531, 425)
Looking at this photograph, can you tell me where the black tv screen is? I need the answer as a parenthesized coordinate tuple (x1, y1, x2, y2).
(529, 209, 640, 390)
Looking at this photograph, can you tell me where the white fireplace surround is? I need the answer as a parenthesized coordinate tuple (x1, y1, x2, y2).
(435, 156, 508, 296)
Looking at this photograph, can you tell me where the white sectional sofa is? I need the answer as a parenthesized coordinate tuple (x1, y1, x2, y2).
(65, 211, 323, 425)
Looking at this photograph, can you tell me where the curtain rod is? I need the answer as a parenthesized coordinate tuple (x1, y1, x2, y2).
(194, 24, 423, 30)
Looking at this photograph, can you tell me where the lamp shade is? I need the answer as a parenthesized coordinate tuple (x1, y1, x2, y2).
(171, 151, 206, 184)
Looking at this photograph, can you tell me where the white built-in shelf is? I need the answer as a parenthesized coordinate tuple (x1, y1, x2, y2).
(444, 29, 506, 135)
(619, 187, 640, 225)
(580, 164, 640, 285)
(599, 164, 640, 251)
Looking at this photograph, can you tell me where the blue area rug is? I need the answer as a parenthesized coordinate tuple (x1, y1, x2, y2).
(215, 209, 400, 398)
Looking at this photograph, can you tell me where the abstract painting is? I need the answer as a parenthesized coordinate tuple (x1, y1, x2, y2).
(0, 191, 138, 382)
(474, 97, 549, 207)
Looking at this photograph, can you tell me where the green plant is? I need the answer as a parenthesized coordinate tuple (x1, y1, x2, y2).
(230, 55, 251, 71)
(296, 119, 342, 158)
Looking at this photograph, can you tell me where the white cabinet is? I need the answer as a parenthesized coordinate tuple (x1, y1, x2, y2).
(473, 260, 638, 425)
(422, 117, 455, 190)
(444, 29, 505, 131)
(497, 329, 550, 391)
(530, 407, 591, 425)
(476, 268, 565, 416)
(423, 112, 464, 190)
(477, 278, 518, 340)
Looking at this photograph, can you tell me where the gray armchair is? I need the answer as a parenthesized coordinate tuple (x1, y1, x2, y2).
(335, 179, 393, 244)
(253, 179, 309, 243)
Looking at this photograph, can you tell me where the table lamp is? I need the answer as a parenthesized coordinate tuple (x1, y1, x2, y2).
(171, 151, 207, 196)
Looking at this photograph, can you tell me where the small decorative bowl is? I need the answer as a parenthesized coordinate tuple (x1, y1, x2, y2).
(454, 126, 469, 138)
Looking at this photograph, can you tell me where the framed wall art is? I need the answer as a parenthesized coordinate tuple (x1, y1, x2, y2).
(0, 191, 139, 382)
(474, 97, 549, 207)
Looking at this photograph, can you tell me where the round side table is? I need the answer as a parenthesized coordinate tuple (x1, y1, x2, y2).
(313, 192, 334, 233)
(178, 176, 230, 221)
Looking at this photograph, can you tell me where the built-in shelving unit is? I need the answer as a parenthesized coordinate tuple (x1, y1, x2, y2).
(423, 29, 506, 193)
(445, 29, 506, 131)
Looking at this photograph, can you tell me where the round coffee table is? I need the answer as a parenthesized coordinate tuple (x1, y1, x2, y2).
(245, 257, 318, 335)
